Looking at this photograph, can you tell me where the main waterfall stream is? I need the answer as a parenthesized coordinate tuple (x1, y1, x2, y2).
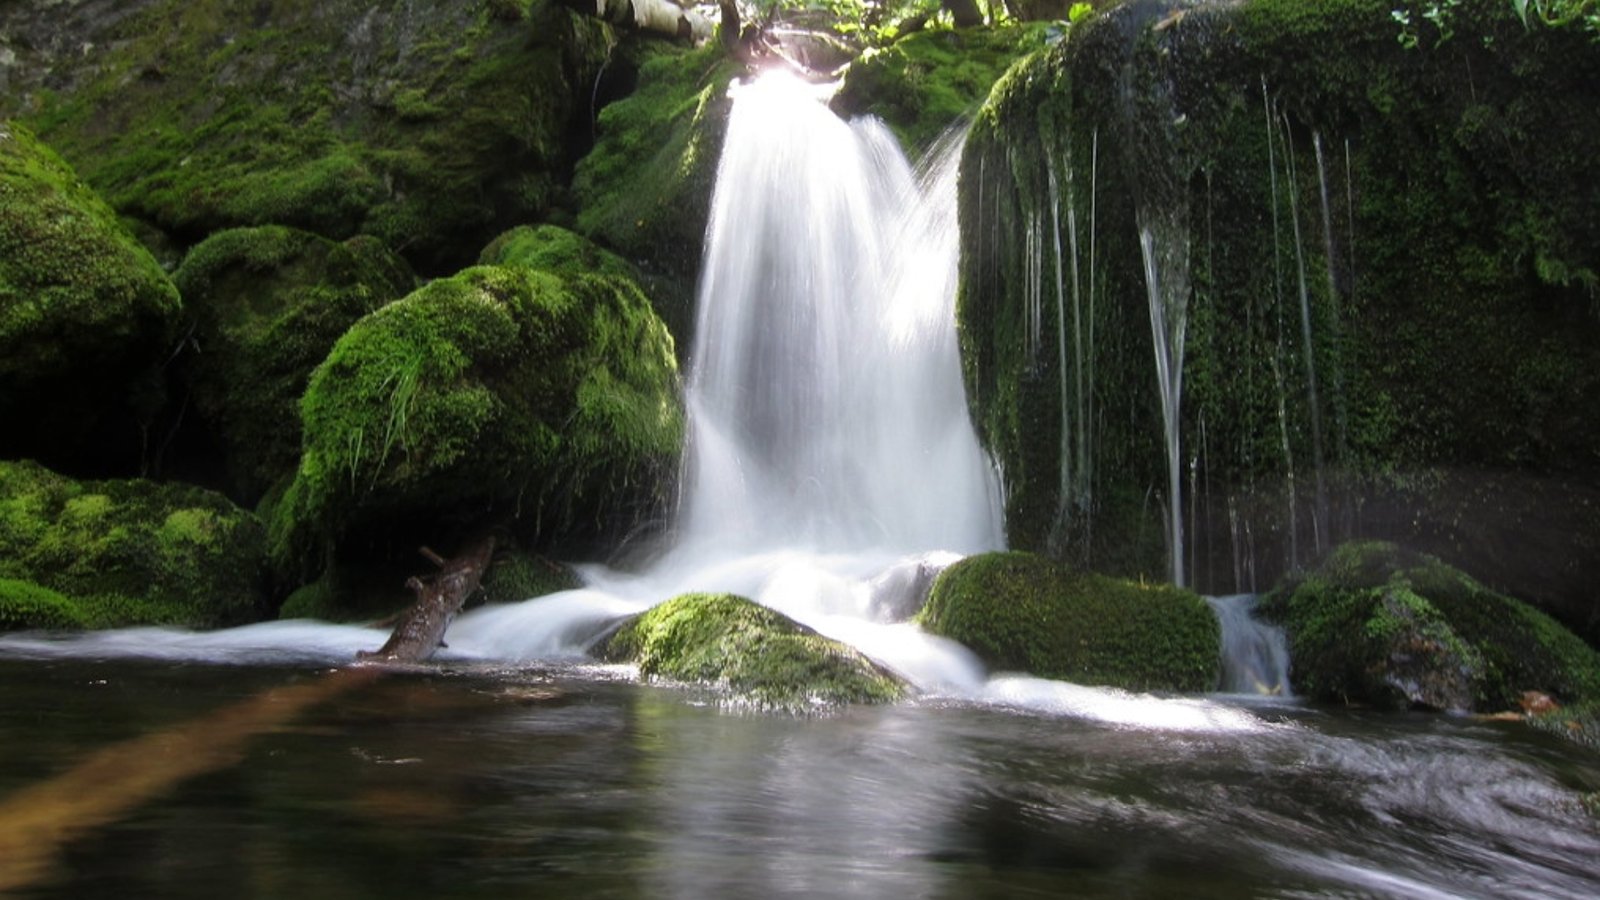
(2, 73, 1598, 898)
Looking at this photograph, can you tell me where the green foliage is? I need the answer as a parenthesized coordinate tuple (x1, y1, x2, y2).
(478, 224, 640, 282)
(919, 552, 1221, 692)
(602, 593, 905, 712)
(1261, 542, 1600, 710)
(173, 226, 416, 502)
(270, 264, 681, 580)
(0, 460, 266, 629)
(478, 548, 583, 606)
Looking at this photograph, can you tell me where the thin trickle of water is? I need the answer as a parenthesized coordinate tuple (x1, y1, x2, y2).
(1312, 131, 1350, 464)
(1206, 593, 1292, 696)
(1280, 113, 1329, 555)
(1138, 206, 1191, 587)
(1263, 81, 1300, 571)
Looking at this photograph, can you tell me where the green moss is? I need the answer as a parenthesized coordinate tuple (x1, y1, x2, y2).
(919, 552, 1221, 692)
(1261, 541, 1600, 710)
(0, 121, 181, 469)
(0, 460, 266, 629)
(172, 225, 415, 502)
(479, 547, 582, 606)
(601, 593, 905, 712)
(9, 0, 613, 273)
(478, 224, 640, 281)
(0, 578, 91, 630)
(270, 263, 681, 581)
(573, 39, 739, 341)
(833, 24, 1054, 155)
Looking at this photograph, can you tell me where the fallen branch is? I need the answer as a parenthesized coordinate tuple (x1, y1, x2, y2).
(358, 534, 496, 664)
(557, 0, 714, 43)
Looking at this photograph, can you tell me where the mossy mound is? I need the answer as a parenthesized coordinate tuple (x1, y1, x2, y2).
(0, 460, 266, 629)
(919, 551, 1220, 692)
(172, 225, 415, 502)
(1260, 541, 1600, 712)
(478, 223, 639, 282)
(601, 593, 905, 712)
(478, 547, 582, 606)
(5, 0, 611, 273)
(832, 24, 1052, 156)
(573, 39, 740, 343)
(0, 122, 181, 472)
(270, 263, 681, 580)
(0, 578, 91, 631)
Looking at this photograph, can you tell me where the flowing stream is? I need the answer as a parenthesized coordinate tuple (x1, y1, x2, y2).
(2, 72, 1598, 897)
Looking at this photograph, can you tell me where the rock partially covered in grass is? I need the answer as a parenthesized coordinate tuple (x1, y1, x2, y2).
(269, 263, 682, 582)
(918, 551, 1220, 692)
(600, 593, 906, 712)
(1260, 541, 1600, 712)
(0, 460, 266, 629)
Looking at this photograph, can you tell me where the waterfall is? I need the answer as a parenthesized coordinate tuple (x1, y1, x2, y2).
(1206, 594, 1292, 696)
(675, 71, 1003, 561)
(1138, 206, 1191, 587)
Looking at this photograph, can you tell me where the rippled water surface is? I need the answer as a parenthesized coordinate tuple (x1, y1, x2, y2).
(2, 657, 1596, 898)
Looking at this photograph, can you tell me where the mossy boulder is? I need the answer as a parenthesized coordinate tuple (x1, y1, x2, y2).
(832, 24, 1053, 156)
(0, 578, 92, 631)
(573, 39, 740, 344)
(478, 223, 639, 282)
(0, 121, 181, 473)
(270, 263, 681, 581)
(919, 551, 1220, 692)
(600, 593, 906, 711)
(1260, 541, 1600, 712)
(0, 460, 267, 629)
(3, 0, 612, 273)
(171, 226, 415, 502)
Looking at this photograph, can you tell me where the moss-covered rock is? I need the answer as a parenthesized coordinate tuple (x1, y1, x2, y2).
(1260, 541, 1600, 712)
(0, 121, 181, 473)
(832, 24, 1053, 155)
(0, 578, 92, 631)
(957, 0, 1600, 640)
(0, 460, 267, 629)
(600, 592, 905, 711)
(269, 263, 681, 583)
(171, 225, 415, 502)
(2, 0, 613, 273)
(478, 223, 639, 282)
(478, 546, 582, 606)
(919, 551, 1220, 692)
(573, 39, 740, 344)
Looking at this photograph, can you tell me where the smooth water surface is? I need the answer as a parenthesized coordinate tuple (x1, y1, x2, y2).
(2, 658, 1597, 898)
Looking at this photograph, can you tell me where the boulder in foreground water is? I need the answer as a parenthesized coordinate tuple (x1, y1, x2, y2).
(919, 552, 1220, 692)
(0, 460, 266, 629)
(1260, 541, 1600, 712)
(600, 593, 906, 712)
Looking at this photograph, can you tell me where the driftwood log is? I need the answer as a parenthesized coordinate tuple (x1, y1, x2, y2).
(357, 535, 496, 664)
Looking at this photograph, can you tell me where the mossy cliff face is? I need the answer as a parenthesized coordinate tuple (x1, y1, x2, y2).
(270, 263, 681, 580)
(0, 460, 266, 629)
(1260, 541, 1600, 712)
(600, 593, 906, 712)
(0, 122, 180, 474)
(171, 226, 416, 503)
(959, 0, 1600, 639)
(0, 0, 612, 273)
(919, 551, 1220, 692)
(572, 40, 739, 345)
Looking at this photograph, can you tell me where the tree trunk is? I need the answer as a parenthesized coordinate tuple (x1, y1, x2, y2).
(558, 0, 714, 43)
(357, 535, 496, 664)
(943, 0, 984, 28)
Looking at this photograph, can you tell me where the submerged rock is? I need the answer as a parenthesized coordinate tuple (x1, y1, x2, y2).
(600, 593, 906, 712)
(919, 551, 1220, 692)
(0, 122, 180, 474)
(0, 460, 266, 629)
(1260, 541, 1600, 712)
(172, 225, 416, 503)
(268, 263, 681, 582)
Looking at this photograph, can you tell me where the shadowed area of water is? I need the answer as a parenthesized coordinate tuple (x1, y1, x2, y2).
(1, 657, 1596, 899)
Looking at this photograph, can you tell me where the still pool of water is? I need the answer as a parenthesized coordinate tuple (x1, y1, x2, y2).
(2, 657, 1596, 898)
